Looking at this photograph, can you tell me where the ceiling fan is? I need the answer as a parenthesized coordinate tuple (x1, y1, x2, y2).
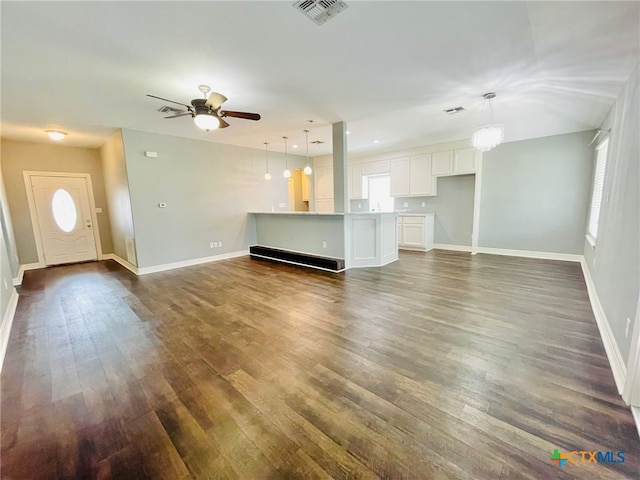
(147, 85, 261, 131)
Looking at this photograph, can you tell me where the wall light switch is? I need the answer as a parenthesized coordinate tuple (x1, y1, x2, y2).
(95, 207, 103, 213)
(322, 241, 327, 249)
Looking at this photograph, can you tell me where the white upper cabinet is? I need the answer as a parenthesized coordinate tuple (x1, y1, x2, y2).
(362, 160, 390, 175)
(432, 148, 477, 176)
(315, 165, 334, 200)
(453, 147, 477, 174)
(349, 164, 365, 199)
(409, 154, 433, 196)
(390, 155, 435, 197)
(390, 157, 411, 197)
(431, 151, 454, 176)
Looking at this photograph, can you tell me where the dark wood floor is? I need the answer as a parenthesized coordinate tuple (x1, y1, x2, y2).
(1, 251, 638, 479)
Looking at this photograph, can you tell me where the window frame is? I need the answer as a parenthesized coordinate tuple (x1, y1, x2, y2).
(586, 136, 609, 247)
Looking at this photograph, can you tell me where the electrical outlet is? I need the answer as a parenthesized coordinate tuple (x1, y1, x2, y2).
(421, 202, 426, 207)
(625, 317, 631, 338)
(403, 202, 409, 208)
(214, 242, 219, 248)
(278, 202, 286, 208)
(219, 241, 222, 248)
(322, 241, 327, 249)
(210, 242, 214, 248)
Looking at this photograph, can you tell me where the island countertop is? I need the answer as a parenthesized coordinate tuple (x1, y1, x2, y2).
(249, 211, 398, 216)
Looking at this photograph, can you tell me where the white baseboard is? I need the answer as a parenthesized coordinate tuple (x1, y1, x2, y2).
(632, 407, 640, 439)
(102, 253, 139, 275)
(580, 259, 627, 394)
(0, 288, 19, 373)
(12, 262, 43, 286)
(433, 244, 472, 253)
(131, 250, 249, 275)
(476, 247, 583, 262)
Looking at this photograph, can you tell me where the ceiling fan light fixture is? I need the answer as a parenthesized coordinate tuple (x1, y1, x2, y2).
(472, 92, 503, 152)
(46, 130, 67, 141)
(194, 113, 220, 131)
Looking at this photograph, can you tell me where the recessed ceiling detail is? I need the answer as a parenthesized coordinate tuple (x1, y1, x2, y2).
(293, 0, 348, 26)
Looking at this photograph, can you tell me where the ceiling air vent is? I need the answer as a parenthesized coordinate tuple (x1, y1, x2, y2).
(444, 107, 465, 115)
(158, 105, 184, 114)
(293, 0, 348, 26)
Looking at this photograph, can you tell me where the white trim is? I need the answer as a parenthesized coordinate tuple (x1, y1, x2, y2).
(250, 253, 345, 273)
(623, 295, 640, 406)
(433, 244, 473, 253)
(102, 253, 139, 275)
(136, 250, 249, 275)
(580, 259, 627, 394)
(12, 262, 43, 286)
(471, 152, 482, 255)
(476, 247, 583, 263)
(0, 289, 19, 374)
(22, 171, 103, 265)
(631, 407, 640, 439)
(585, 233, 596, 248)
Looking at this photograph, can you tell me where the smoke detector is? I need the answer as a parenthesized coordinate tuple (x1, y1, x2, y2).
(293, 0, 349, 26)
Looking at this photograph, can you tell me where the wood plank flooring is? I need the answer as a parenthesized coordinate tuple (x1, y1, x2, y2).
(1, 250, 638, 479)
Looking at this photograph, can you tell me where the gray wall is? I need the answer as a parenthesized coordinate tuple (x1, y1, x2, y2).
(394, 175, 475, 246)
(120, 129, 307, 268)
(479, 130, 595, 254)
(583, 64, 639, 363)
(254, 214, 345, 258)
(1, 139, 114, 264)
(100, 131, 136, 265)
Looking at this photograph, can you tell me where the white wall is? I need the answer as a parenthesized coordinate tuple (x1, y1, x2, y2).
(583, 64, 639, 363)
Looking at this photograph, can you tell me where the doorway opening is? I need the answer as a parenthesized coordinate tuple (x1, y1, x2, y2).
(288, 169, 310, 212)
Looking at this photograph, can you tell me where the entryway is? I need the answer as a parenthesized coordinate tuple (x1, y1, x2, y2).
(24, 172, 101, 266)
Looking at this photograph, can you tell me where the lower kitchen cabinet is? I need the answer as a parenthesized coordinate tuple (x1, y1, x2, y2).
(397, 214, 434, 251)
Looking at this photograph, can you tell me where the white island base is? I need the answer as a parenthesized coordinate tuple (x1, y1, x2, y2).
(249, 212, 398, 271)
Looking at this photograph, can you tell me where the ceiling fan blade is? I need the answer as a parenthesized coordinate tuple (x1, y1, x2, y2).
(146, 94, 192, 109)
(205, 92, 228, 109)
(218, 118, 230, 129)
(220, 110, 261, 121)
(164, 112, 192, 119)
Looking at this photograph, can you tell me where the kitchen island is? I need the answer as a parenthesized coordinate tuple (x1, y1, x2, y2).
(249, 211, 398, 271)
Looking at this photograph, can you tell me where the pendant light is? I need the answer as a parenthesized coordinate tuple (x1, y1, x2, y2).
(472, 92, 503, 152)
(263, 142, 271, 180)
(283, 136, 291, 178)
(303, 129, 313, 175)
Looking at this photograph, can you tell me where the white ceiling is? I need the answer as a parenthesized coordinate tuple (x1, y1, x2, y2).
(2, 1, 639, 156)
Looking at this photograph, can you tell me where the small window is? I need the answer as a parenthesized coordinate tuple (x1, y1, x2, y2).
(51, 189, 77, 233)
(368, 174, 394, 212)
(587, 137, 609, 241)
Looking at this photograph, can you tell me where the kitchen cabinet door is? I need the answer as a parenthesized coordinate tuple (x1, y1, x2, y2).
(409, 154, 432, 195)
(431, 151, 453, 176)
(315, 165, 333, 199)
(390, 157, 410, 197)
(453, 148, 477, 174)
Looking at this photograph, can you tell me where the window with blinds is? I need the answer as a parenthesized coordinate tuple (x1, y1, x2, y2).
(587, 137, 609, 240)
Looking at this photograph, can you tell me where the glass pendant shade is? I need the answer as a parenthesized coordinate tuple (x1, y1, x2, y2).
(194, 113, 219, 131)
(472, 124, 504, 152)
(264, 172, 272, 180)
(283, 169, 292, 178)
(303, 165, 313, 175)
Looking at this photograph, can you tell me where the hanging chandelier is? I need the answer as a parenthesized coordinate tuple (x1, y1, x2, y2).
(472, 92, 503, 152)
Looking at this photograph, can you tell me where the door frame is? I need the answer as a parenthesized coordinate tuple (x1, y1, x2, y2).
(23, 171, 104, 266)
(624, 294, 640, 407)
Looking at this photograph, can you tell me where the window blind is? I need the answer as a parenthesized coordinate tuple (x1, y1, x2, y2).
(587, 137, 609, 239)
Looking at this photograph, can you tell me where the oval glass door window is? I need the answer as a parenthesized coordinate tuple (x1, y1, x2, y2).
(51, 189, 77, 233)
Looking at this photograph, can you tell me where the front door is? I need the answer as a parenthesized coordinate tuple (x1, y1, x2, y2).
(30, 175, 98, 266)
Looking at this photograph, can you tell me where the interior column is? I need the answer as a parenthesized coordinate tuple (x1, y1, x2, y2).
(332, 121, 348, 213)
